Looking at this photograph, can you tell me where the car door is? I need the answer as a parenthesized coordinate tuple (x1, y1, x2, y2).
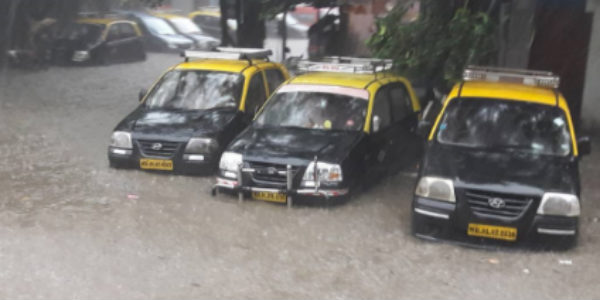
(365, 84, 396, 180)
(118, 22, 141, 60)
(388, 82, 420, 171)
(243, 71, 269, 117)
(263, 67, 286, 96)
(105, 23, 123, 61)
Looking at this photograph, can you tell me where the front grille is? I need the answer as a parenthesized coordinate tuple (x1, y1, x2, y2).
(465, 189, 535, 218)
(138, 140, 180, 158)
(247, 161, 299, 185)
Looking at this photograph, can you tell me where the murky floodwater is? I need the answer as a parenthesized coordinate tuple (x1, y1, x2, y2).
(0, 53, 599, 299)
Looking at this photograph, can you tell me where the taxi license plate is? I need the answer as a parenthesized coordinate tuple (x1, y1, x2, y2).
(467, 223, 517, 242)
(140, 158, 173, 171)
(252, 191, 287, 203)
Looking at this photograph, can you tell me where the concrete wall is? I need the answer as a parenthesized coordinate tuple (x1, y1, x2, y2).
(583, 0, 600, 129)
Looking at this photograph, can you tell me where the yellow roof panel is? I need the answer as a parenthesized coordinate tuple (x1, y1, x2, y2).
(174, 59, 278, 73)
(189, 10, 221, 18)
(290, 72, 388, 89)
(451, 81, 561, 106)
(77, 18, 118, 25)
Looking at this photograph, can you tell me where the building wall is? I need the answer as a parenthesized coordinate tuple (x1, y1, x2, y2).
(582, 0, 600, 129)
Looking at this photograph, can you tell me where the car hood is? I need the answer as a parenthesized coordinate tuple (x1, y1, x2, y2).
(422, 144, 579, 195)
(186, 33, 219, 43)
(117, 108, 237, 140)
(228, 126, 363, 165)
(159, 34, 193, 44)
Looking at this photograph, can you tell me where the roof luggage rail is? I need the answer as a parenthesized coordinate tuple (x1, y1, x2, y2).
(183, 47, 273, 64)
(297, 57, 393, 75)
(463, 65, 560, 89)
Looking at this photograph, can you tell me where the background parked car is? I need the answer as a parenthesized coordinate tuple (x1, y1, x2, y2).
(189, 8, 237, 43)
(52, 18, 146, 65)
(119, 11, 194, 53)
(153, 13, 220, 51)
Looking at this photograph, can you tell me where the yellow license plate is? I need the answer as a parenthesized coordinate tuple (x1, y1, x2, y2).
(140, 158, 173, 171)
(467, 223, 517, 242)
(252, 191, 287, 203)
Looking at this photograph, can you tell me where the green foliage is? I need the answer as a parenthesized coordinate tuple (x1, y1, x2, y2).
(367, 0, 497, 91)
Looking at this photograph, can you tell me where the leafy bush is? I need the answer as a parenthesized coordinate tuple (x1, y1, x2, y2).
(367, 0, 497, 92)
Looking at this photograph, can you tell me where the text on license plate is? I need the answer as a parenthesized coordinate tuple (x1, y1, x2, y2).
(252, 191, 287, 203)
(467, 223, 517, 242)
(140, 158, 173, 171)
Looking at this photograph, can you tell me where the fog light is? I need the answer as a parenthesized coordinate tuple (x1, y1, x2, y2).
(184, 154, 205, 161)
(111, 148, 132, 155)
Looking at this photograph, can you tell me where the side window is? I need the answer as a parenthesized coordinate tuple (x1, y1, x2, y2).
(372, 86, 392, 131)
(245, 72, 267, 115)
(106, 24, 120, 41)
(264, 68, 285, 94)
(120, 23, 137, 39)
(389, 84, 413, 122)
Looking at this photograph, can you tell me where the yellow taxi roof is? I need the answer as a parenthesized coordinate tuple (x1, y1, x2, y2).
(77, 18, 119, 25)
(289, 72, 389, 89)
(451, 80, 564, 106)
(189, 10, 221, 18)
(174, 59, 268, 73)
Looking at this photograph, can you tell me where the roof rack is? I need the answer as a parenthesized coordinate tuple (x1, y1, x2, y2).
(463, 65, 560, 89)
(297, 57, 393, 75)
(183, 47, 272, 64)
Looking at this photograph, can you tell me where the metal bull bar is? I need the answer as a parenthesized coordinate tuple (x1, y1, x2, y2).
(212, 157, 346, 206)
(235, 163, 300, 207)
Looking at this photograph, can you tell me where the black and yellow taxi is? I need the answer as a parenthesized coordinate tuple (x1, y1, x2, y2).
(107, 48, 289, 174)
(215, 58, 422, 206)
(412, 66, 591, 249)
(53, 18, 146, 64)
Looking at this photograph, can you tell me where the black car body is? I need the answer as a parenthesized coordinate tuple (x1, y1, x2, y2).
(108, 52, 289, 175)
(412, 72, 591, 249)
(215, 66, 422, 206)
(121, 11, 195, 53)
(53, 18, 146, 65)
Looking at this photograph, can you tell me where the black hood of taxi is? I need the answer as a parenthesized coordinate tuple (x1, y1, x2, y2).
(228, 126, 363, 164)
(116, 107, 238, 139)
(422, 144, 579, 195)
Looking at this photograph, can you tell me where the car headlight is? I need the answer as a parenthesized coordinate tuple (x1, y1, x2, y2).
(167, 43, 178, 49)
(72, 50, 90, 62)
(415, 176, 455, 202)
(537, 193, 580, 217)
(219, 151, 242, 179)
(301, 162, 342, 186)
(185, 138, 218, 154)
(110, 131, 132, 149)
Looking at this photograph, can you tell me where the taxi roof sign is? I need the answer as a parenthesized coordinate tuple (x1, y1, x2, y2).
(297, 57, 393, 74)
(463, 66, 560, 89)
(183, 47, 272, 63)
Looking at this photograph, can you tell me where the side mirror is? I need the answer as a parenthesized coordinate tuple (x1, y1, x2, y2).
(138, 88, 147, 102)
(372, 115, 381, 133)
(417, 120, 433, 137)
(578, 136, 591, 156)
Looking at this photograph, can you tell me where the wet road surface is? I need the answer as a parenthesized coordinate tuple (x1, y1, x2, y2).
(0, 54, 599, 299)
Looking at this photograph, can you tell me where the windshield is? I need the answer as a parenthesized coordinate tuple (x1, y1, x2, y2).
(142, 17, 177, 35)
(436, 98, 572, 156)
(170, 17, 202, 34)
(60, 23, 104, 43)
(256, 89, 368, 131)
(144, 70, 243, 110)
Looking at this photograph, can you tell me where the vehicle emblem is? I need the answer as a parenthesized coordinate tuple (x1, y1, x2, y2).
(266, 167, 277, 175)
(488, 197, 506, 209)
(151, 143, 163, 151)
